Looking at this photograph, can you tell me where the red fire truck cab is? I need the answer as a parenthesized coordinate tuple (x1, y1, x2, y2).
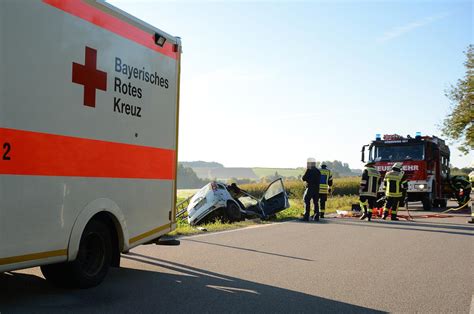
(361, 133, 451, 210)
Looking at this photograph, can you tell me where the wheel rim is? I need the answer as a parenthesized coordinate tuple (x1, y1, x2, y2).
(78, 232, 106, 277)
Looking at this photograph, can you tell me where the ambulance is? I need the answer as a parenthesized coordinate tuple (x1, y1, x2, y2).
(0, 0, 181, 287)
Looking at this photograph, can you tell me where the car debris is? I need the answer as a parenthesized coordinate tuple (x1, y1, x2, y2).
(185, 179, 290, 226)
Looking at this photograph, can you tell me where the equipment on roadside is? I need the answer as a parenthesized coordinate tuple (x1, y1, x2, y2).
(449, 176, 472, 205)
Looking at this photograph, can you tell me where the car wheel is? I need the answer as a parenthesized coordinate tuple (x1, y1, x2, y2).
(225, 202, 242, 222)
(41, 219, 112, 288)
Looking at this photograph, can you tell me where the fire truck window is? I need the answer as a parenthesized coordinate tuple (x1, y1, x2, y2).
(374, 145, 424, 161)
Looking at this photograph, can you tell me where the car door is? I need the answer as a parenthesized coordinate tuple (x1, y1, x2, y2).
(259, 179, 290, 216)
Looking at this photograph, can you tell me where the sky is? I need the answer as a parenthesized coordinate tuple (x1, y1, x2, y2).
(109, 0, 473, 169)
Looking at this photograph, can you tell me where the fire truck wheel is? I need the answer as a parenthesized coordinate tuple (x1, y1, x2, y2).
(421, 195, 432, 211)
(438, 199, 447, 208)
(41, 219, 112, 288)
(225, 201, 242, 222)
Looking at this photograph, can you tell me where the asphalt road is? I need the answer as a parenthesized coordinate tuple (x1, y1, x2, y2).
(1, 202, 473, 313)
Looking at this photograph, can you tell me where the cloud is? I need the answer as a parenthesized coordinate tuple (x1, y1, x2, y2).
(377, 12, 449, 43)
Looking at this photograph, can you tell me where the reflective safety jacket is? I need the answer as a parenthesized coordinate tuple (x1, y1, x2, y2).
(319, 168, 333, 194)
(384, 170, 406, 197)
(359, 166, 381, 197)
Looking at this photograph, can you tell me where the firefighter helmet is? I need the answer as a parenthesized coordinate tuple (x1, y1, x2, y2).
(392, 162, 403, 170)
(365, 161, 375, 167)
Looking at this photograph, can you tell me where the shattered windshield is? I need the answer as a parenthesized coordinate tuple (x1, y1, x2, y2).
(371, 145, 424, 161)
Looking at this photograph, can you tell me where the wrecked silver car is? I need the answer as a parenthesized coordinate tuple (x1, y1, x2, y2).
(186, 179, 290, 226)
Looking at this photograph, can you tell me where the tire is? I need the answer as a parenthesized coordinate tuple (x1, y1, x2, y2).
(421, 194, 432, 211)
(225, 202, 242, 222)
(438, 199, 447, 208)
(41, 219, 112, 288)
(40, 262, 70, 287)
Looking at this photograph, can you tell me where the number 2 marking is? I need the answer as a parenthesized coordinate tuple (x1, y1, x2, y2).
(2, 142, 11, 160)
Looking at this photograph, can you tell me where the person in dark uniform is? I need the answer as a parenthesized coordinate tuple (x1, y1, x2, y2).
(302, 158, 321, 221)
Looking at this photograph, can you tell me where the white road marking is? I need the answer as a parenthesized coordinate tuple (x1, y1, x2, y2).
(206, 285, 260, 295)
(470, 294, 474, 314)
(177, 220, 290, 239)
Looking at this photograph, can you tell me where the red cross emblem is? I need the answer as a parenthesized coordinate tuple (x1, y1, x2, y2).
(72, 46, 107, 107)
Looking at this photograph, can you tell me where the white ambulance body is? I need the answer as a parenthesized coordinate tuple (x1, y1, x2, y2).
(0, 0, 181, 287)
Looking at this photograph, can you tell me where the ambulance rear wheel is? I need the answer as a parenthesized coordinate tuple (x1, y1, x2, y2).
(41, 219, 112, 288)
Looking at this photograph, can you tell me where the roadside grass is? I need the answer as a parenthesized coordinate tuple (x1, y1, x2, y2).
(275, 195, 359, 220)
(167, 217, 263, 237)
(169, 189, 359, 236)
(176, 189, 198, 200)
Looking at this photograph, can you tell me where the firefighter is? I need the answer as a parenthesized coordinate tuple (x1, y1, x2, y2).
(358, 161, 381, 221)
(319, 163, 333, 218)
(302, 158, 321, 221)
(382, 162, 408, 221)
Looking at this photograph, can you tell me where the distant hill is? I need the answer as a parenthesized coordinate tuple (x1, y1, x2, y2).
(176, 164, 208, 189)
(192, 167, 258, 180)
(253, 168, 305, 178)
(178, 160, 361, 183)
(180, 161, 224, 168)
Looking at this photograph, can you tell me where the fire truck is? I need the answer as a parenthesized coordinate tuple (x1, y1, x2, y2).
(361, 133, 451, 210)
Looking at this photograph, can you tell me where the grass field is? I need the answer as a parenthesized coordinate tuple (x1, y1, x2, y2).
(240, 177, 360, 198)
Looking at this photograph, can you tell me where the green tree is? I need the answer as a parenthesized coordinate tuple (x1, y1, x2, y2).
(442, 45, 474, 154)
